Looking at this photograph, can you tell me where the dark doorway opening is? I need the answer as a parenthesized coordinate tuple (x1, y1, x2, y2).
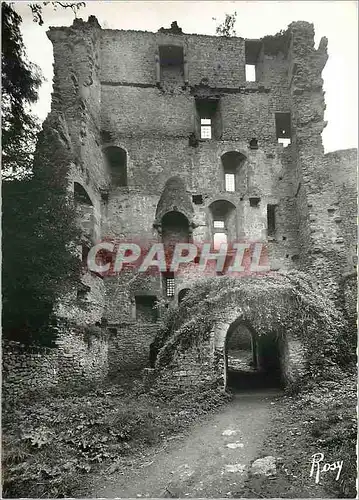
(225, 321, 282, 391)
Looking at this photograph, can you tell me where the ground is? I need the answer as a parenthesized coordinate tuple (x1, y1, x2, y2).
(3, 373, 356, 498)
(87, 390, 279, 498)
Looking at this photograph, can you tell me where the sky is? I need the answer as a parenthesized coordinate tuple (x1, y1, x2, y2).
(15, 0, 358, 153)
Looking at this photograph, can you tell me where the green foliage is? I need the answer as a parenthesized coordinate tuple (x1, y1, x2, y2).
(153, 271, 352, 377)
(242, 374, 356, 498)
(304, 377, 357, 498)
(214, 11, 237, 37)
(1, 2, 86, 179)
(29, 2, 86, 26)
(2, 2, 86, 345)
(2, 376, 230, 498)
(2, 115, 83, 346)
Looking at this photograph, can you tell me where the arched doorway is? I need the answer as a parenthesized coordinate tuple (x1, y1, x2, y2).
(224, 319, 282, 390)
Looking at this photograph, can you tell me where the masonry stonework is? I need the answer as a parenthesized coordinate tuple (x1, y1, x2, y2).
(9, 18, 355, 394)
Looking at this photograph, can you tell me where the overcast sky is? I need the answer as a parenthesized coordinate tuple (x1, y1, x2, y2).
(15, 0, 358, 153)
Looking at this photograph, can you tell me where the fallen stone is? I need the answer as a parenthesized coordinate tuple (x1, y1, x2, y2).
(224, 463, 246, 473)
(251, 456, 276, 477)
(222, 429, 237, 436)
(226, 442, 244, 449)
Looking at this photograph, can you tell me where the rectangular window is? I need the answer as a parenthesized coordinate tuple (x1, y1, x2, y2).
(275, 113, 292, 146)
(158, 45, 184, 85)
(267, 204, 276, 236)
(225, 173, 235, 192)
(245, 40, 261, 82)
(196, 99, 220, 140)
(192, 194, 203, 205)
(135, 296, 158, 323)
(166, 277, 175, 297)
(249, 197, 260, 207)
(200, 118, 212, 139)
(245, 64, 256, 82)
(213, 220, 225, 229)
(159, 45, 184, 67)
(277, 138, 291, 148)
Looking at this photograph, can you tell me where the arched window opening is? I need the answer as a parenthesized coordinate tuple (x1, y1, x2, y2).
(161, 211, 190, 248)
(221, 151, 246, 193)
(74, 182, 94, 240)
(104, 146, 128, 187)
(209, 200, 237, 248)
(178, 288, 190, 304)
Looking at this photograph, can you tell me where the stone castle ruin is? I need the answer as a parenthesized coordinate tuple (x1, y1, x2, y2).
(4, 17, 357, 397)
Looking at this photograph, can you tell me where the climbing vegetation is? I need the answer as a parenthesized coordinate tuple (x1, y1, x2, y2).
(152, 270, 354, 378)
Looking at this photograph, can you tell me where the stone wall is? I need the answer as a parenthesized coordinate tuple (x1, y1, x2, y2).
(150, 304, 309, 392)
(279, 339, 307, 387)
(108, 323, 159, 373)
(2, 326, 109, 403)
(39, 18, 357, 392)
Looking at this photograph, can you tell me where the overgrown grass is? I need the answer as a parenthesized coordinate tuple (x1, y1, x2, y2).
(240, 373, 357, 498)
(2, 373, 232, 498)
(302, 375, 357, 497)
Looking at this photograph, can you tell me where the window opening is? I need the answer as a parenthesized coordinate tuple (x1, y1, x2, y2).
(104, 146, 128, 187)
(163, 272, 175, 297)
(135, 296, 158, 323)
(245, 64, 256, 82)
(213, 220, 225, 229)
(249, 197, 260, 207)
(275, 113, 292, 147)
(225, 173, 235, 192)
(195, 99, 220, 140)
(201, 118, 212, 139)
(267, 204, 276, 236)
(192, 194, 204, 205)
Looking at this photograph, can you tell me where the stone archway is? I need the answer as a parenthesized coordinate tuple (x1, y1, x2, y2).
(212, 310, 285, 391)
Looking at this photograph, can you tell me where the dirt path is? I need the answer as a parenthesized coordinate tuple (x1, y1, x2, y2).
(91, 389, 280, 498)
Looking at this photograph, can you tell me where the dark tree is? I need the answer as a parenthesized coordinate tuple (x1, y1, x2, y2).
(29, 2, 86, 26)
(1, 2, 42, 179)
(213, 11, 237, 37)
(2, 2, 85, 345)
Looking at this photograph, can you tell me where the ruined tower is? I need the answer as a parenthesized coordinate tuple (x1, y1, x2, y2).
(46, 18, 357, 373)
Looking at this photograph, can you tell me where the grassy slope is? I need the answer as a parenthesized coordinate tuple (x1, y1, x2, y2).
(239, 374, 357, 498)
(2, 374, 231, 498)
